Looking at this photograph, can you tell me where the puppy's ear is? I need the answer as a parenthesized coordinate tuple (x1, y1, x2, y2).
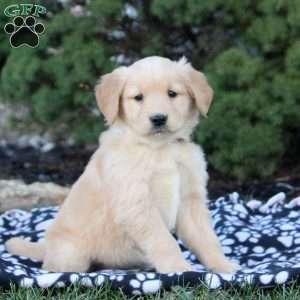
(95, 67, 127, 125)
(181, 60, 213, 117)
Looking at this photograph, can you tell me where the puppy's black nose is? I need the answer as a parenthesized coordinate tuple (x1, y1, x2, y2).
(150, 114, 168, 128)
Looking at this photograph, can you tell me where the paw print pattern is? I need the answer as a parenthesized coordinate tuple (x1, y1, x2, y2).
(4, 16, 45, 48)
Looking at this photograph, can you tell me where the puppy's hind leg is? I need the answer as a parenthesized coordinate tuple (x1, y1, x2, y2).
(42, 239, 90, 272)
(5, 237, 45, 261)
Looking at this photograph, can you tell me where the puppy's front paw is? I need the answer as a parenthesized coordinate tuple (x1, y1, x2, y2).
(156, 261, 193, 273)
(208, 259, 240, 273)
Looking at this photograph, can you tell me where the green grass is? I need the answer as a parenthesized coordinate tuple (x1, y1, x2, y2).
(1, 283, 300, 300)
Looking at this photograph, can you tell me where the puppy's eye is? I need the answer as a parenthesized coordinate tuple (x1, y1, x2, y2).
(134, 94, 143, 102)
(168, 90, 177, 98)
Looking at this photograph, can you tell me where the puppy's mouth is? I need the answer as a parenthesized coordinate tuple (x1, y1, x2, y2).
(149, 126, 171, 136)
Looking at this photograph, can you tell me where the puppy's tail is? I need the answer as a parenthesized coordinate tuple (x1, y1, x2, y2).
(5, 237, 45, 261)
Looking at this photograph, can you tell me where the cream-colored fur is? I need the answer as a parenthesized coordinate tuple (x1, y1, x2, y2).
(6, 56, 239, 273)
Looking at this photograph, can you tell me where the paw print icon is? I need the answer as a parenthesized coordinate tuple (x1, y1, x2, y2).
(4, 16, 45, 48)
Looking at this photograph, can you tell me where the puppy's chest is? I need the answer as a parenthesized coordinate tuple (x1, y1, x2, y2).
(150, 157, 182, 231)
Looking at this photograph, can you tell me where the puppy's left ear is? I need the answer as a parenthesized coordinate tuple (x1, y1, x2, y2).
(184, 64, 213, 117)
(95, 67, 127, 125)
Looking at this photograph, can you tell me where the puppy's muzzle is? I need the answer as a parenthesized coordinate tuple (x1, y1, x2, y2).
(150, 114, 168, 128)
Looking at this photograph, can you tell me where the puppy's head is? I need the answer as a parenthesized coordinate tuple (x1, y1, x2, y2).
(95, 56, 213, 139)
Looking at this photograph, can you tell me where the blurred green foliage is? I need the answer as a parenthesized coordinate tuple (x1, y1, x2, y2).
(0, 0, 299, 181)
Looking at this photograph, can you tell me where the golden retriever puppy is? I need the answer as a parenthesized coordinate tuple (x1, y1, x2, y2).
(6, 56, 238, 273)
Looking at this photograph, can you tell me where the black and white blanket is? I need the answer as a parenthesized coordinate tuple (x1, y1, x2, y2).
(1, 185, 300, 295)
